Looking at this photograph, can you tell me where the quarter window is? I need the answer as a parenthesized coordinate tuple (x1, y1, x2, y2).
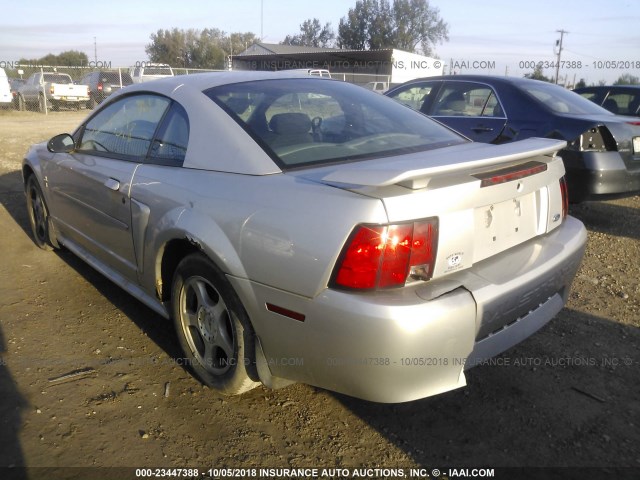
(79, 94, 170, 158)
(148, 103, 190, 166)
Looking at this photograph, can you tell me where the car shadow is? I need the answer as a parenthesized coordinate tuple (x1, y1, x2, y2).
(570, 198, 640, 240)
(330, 307, 640, 468)
(0, 171, 28, 478)
(0, 326, 28, 479)
(0, 170, 31, 241)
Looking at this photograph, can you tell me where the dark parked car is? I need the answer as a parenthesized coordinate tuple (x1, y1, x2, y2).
(8, 78, 25, 109)
(573, 85, 640, 117)
(386, 75, 640, 202)
(78, 70, 133, 109)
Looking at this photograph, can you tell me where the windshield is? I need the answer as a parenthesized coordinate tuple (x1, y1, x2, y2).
(521, 82, 612, 115)
(205, 78, 466, 168)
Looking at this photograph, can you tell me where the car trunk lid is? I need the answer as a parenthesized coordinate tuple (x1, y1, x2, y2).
(294, 137, 568, 280)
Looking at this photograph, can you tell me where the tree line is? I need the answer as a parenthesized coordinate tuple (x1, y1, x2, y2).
(144, 0, 448, 69)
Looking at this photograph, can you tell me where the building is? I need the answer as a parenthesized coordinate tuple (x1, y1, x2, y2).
(234, 43, 443, 87)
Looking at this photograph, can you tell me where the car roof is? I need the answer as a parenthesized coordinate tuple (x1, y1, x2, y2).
(394, 74, 560, 89)
(574, 85, 640, 91)
(122, 70, 320, 94)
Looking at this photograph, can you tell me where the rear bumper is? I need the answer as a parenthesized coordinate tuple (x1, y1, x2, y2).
(231, 216, 587, 403)
(564, 151, 640, 201)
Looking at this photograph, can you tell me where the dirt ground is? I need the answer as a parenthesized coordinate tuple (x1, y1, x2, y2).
(0, 110, 639, 479)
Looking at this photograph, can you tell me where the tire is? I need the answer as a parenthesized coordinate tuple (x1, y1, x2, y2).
(171, 253, 259, 395)
(25, 175, 53, 251)
(88, 95, 97, 110)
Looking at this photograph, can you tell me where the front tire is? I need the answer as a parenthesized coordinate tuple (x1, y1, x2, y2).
(25, 175, 53, 250)
(171, 253, 259, 395)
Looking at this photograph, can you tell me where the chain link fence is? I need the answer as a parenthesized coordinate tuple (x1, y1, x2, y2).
(3, 63, 391, 113)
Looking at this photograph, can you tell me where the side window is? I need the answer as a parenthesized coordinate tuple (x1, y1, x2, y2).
(432, 82, 504, 117)
(79, 94, 170, 159)
(148, 102, 190, 166)
(387, 84, 435, 112)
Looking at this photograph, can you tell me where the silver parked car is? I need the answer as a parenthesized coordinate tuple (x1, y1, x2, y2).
(23, 72, 586, 403)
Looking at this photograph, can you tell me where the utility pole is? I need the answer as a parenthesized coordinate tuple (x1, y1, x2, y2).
(94, 37, 97, 64)
(554, 29, 568, 85)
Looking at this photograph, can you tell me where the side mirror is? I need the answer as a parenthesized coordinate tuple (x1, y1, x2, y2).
(47, 133, 75, 153)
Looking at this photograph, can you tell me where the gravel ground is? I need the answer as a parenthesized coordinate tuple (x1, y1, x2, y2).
(0, 110, 638, 479)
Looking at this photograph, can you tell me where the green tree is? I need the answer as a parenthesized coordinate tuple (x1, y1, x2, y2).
(524, 64, 552, 82)
(392, 0, 448, 54)
(18, 50, 89, 66)
(146, 28, 257, 69)
(575, 78, 587, 89)
(613, 73, 639, 85)
(282, 18, 335, 47)
(337, 0, 448, 54)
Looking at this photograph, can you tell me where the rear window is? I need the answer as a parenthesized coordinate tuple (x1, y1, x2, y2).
(43, 74, 72, 84)
(522, 82, 610, 115)
(205, 78, 465, 168)
(101, 72, 133, 85)
(143, 66, 173, 76)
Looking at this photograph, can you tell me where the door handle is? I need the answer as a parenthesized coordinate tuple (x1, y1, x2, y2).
(104, 178, 121, 191)
(472, 126, 494, 133)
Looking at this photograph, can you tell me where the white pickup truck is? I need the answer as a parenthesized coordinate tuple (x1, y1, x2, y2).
(17, 72, 89, 111)
(129, 63, 174, 83)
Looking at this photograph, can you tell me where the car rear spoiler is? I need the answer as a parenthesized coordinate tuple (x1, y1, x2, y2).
(320, 138, 567, 189)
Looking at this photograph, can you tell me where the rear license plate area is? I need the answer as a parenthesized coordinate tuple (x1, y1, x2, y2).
(473, 192, 538, 261)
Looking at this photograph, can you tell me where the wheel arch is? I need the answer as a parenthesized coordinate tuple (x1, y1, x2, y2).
(156, 238, 201, 303)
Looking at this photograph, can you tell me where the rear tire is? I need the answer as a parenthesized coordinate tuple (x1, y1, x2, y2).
(25, 175, 53, 251)
(171, 253, 259, 395)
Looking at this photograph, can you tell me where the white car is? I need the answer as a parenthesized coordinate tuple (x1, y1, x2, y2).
(0, 68, 13, 107)
(23, 72, 586, 402)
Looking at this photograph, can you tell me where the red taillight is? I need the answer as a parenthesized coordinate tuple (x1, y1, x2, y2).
(379, 224, 413, 288)
(560, 176, 569, 219)
(97, 82, 103, 91)
(333, 219, 438, 290)
(626, 121, 640, 126)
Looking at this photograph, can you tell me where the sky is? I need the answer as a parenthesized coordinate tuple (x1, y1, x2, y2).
(1, 0, 639, 84)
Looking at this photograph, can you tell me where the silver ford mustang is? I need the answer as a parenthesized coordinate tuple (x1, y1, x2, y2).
(22, 72, 587, 403)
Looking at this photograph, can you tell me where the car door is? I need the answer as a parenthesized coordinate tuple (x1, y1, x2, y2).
(427, 81, 507, 143)
(44, 93, 171, 281)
